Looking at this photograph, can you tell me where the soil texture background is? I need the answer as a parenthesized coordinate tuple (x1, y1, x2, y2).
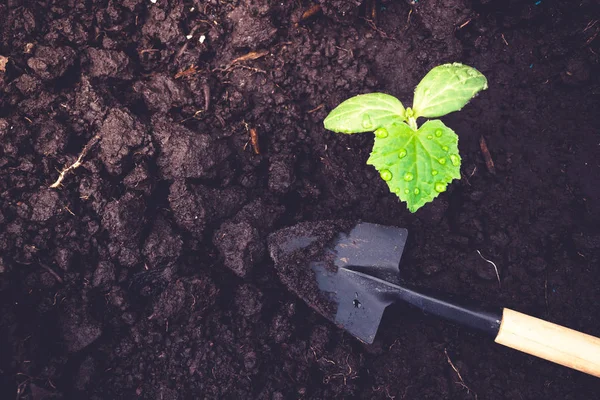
(1, 0, 600, 399)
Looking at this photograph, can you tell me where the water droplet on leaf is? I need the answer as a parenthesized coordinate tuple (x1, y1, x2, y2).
(380, 169, 392, 181)
(361, 115, 373, 129)
(413, 188, 420, 195)
(375, 128, 388, 138)
(442, 146, 449, 151)
(450, 154, 460, 166)
(435, 129, 443, 137)
(438, 157, 446, 165)
(404, 188, 410, 194)
(424, 89, 431, 95)
(403, 172, 414, 181)
(434, 182, 446, 192)
(427, 135, 433, 140)
(431, 170, 438, 176)
(398, 149, 407, 158)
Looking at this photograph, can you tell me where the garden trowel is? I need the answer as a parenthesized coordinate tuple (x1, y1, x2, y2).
(267, 221, 600, 378)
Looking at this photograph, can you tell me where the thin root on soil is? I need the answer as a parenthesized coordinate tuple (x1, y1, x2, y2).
(174, 64, 199, 79)
(308, 104, 324, 113)
(444, 349, 477, 399)
(476, 250, 501, 287)
(50, 135, 100, 189)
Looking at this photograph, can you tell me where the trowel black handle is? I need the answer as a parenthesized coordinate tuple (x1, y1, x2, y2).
(394, 285, 600, 378)
(394, 285, 502, 336)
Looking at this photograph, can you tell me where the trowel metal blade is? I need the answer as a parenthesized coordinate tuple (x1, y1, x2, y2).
(268, 221, 408, 344)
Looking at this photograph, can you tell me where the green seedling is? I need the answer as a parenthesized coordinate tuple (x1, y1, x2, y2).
(324, 63, 487, 212)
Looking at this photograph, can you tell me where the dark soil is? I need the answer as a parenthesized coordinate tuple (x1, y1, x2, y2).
(1, 0, 599, 399)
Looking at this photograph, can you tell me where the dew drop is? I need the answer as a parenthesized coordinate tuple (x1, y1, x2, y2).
(424, 89, 431, 96)
(362, 115, 373, 129)
(393, 188, 401, 194)
(398, 149, 407, 159)
(403, 172, 414, 182)
(450, 154, 460, 166)
(442, 146, 449, 151)
(427, 135, 433, 140)
(438, 157, 446, 165)
(431, 170, 438, 176)
(404, 188, 410, 194)
(413, 188, 420, 195)
(435, 129, 443, 137)
(434, 182, 446, 193)
(380, 169, 393, 181)
(375, 127, 388, 138)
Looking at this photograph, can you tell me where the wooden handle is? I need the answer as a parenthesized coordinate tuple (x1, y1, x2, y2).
(495, 308, 600, 377)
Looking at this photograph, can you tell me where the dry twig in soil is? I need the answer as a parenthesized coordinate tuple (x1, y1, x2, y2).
(174, 64, 199, 79)
(479, 136, 496, 175)
(367, 0, 377, 22)
(0, 55, 8, 72)
(299, 4, 322, 23)
(308, 104, 324, 113)
(249, 128, 260, 155)
(230, 50, 269, 65)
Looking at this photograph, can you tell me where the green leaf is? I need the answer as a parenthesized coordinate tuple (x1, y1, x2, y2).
(324, 93, 405, 134)
(367, 120, 461, 212)
(412, 63, 487, 118)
